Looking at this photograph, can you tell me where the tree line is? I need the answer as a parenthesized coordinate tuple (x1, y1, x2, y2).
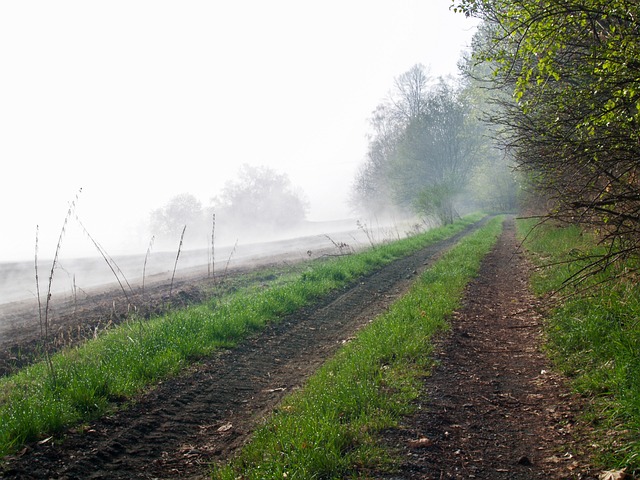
(151, 164, 309, 246)
(353, 1, 640, 275)
(350, 64, 518, 226)
(452, 0, 640, 274)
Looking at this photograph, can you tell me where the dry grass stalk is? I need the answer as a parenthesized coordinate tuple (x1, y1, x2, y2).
(75, 216, 133, 303)
(142, 235, 155, 297)
(169, 225, 187, 299)
(39, 188, 82, 382)
(223, 239, 238, 280)
(210, 213, 216, 281)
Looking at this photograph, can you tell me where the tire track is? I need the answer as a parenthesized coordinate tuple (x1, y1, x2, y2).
(2, 220, 486, 480)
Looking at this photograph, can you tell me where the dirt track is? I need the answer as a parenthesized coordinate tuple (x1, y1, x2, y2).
(1, 218, 597, 479)
(374, 218, 596, 479)
(1, 220, 483, 479)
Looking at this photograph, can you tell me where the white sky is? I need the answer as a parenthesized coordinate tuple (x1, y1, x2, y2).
(0, 1, 478, 262)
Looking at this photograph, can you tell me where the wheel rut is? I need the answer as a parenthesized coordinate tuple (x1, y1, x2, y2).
(2, 221, 485, 480)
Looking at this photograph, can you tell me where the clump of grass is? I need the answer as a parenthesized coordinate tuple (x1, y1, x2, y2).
(211, 216, 504, 478)
(0, 213, 486, 459)
(517, 218, 640, 472)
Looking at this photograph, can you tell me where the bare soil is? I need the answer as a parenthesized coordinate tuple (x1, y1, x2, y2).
(0, 218, 596, 479)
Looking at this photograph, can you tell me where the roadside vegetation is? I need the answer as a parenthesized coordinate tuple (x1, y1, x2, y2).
(433, 2, 640, 470)
(0, 214, 485, 459)
(454, 0, 640, 278)
(210, 216, 504, 478)
(518, 218, 640, 472)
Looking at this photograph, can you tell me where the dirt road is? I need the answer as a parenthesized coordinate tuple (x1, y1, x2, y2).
(1, 218, 596, 479)
(2, 220, 483, 479)
(374, 219, 596, 479)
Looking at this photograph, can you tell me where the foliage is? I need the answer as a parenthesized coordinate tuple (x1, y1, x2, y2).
(455, 0, 640, 273)
(467, 152, 519, 212)
(149, 166, 310, 246)
(413, 183, 459, 225)
(212, 164, 308, 233)
(352, 65, 493, 224)
(212, 216, 503, 479)
(518, 218, 640, 472)
(150, 193, 204, 241)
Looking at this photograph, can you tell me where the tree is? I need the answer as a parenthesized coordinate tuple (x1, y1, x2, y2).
(352, 65, 486, 224)
(455, 0, 640, 275)
(213, 164, 308, 233)
(390, 64, 431, 123)
(150, 193, 204, 240)
(350, 104, 401, 216)
(393, 79, 484, 223)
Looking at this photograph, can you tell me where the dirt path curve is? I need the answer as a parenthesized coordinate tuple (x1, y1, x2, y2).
(2, 220, 487, 479)
(375, 218, 596, 479)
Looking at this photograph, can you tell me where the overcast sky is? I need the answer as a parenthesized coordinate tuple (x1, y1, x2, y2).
(0, 1, 478, 262)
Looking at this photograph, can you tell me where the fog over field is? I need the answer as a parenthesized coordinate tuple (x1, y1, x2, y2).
(0, 1, 477, 262)
(0, 218, 418, 305)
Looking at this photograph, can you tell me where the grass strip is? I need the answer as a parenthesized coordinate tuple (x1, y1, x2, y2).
(0, 214, 486, 459)
(517, 219, 640, 471)
(210, 216, 504, 479)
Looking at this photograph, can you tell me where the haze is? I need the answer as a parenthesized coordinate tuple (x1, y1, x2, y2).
(0, 1, 478, 263)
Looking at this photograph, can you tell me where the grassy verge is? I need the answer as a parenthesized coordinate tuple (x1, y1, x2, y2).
(0, 214, 486, 459)
(517, 219, 640, 472)
(210, 216, 505, 479)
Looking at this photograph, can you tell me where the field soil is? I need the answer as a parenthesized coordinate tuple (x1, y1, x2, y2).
(1, 218, 596, 479)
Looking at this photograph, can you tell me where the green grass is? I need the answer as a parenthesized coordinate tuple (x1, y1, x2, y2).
(517, 218, 640, 472)
(0, 214, 486, 459)
(210, 216, 505, 479)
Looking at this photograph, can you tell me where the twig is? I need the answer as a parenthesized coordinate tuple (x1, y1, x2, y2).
(34, 225, 43, 338)
(211, 213, 216, 281)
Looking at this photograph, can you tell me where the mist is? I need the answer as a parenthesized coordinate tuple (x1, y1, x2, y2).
(0, 210, 423, 307)
(0, 1, 479, 307)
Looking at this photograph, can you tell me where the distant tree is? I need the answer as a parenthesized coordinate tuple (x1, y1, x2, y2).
(351, 66, 431, 217)
(393, 79, 484, 223)
(350, 104, 400, 215)
(212, 164, 308, 232)
(390, 64, 431, 123)
(352, 65, 486, 224)
(468, 150, 519, 212)
(459, 39, 520, 214)
(150, 193, 204, 240)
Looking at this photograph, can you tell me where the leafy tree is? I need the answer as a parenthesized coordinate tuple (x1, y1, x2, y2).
(467, 151, 519, 212)
(212, 164, 308, 233)
(455, 0, 640, 274)
(392, 78, 484, 222)
(352, 65, 487, 224)
(150, 193, 204, 240)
